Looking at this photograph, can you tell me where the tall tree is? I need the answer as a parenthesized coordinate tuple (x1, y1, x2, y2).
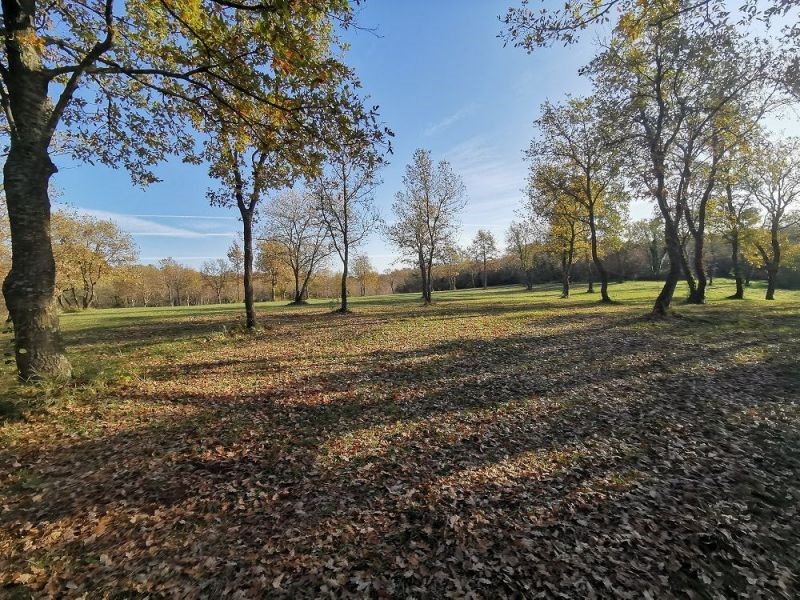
(746, 137, 800, 300)
(0, 0, 363, 379)
(505, 0, 779, 315)
(200, 258, 231, 304)
(386, 149, 467, 304)
(51, 210, 137, 310)
(528, 97, 627, 302)
(506, 220, 541, 290)
(256, 239, 290, 302)
(314, 142, 383, 312)
(264, 190, 331, 305)
(470, 229, 498, 290)
(591, 13, 771, 314)
(711, 151, 761, 299)
(351, 254, 375, 297)
(526, 163, 588, 298)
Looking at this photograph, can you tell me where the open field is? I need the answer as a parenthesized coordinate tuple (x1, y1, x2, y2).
(1, 280, 799, 598)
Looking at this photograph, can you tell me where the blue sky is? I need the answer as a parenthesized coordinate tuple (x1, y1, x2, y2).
(54, 0, 794, 272)
(52, 1, 605, 271)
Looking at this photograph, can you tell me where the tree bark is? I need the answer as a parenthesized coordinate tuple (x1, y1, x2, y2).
(482, 255, 488, 289)
(340, 249, 349, 312)
(587, 209, 611, 302)
(3, 132, 71, 379)
(652, 216, 682, 317)
(560, 251, 571, 298)
(730, 235, 744, 299)
(241, 210, 256, 329)
(765, 223, 781, 301)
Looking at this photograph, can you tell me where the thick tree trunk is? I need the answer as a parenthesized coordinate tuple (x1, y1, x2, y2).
(765, 269, 777, 300)
(2, 5, 73, 379)
(241, 210, 256, 329)
(482, 257, 488, 289)
(679, 244, 696, 299)
(652, 218, 682, 317)
(765, 226, 780, 301)
(687, 233, 707, 304)
(293, 269, 303, 304)
(3, 139, 72, 380)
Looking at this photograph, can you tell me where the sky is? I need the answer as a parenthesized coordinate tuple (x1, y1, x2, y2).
(51, 0, 794, 272)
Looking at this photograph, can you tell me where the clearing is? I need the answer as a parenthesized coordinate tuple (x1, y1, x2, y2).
(1, 281, 799, 598)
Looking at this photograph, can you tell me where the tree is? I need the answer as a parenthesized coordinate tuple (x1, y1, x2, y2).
(256, 240, 291, 302)
(351, 255, 376, 297)
(711, 155, 761, 299)
(528, 97, 627, 302)
(264, 191, 331, 305)
(158, 258, 196, 307)
(505, 1, 780, 315)
(526, 163, 588, 298)
(386, 149, 467, 304)
(627, 217, 666, 278)
(437, 244, 465, 291)
(51, 210, 137, 309)
(746, 138, 800, 300)
(590, 12, 772, 314)
(470, 230, 498, 290)
(200, 258, 231, 304)
(1, 1, 363, 379)
(314, 143, 383, 312)
(506, 220, 540, 290)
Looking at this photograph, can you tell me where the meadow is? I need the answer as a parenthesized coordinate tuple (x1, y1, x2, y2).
(1, 280, 799, 598)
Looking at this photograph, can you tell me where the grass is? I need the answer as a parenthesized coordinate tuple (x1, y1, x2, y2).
(1, 280, 799, 597)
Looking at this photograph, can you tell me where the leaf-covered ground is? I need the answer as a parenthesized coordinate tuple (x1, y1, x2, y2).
(1, 281, 799, 598)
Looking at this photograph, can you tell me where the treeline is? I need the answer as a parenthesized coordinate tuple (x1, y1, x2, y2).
(31, 206, 798, 313)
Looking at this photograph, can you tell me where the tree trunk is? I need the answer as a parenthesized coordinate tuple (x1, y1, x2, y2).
(730, 235, 744, 299)
(241, 210, 256, 329)
(340, 250, 349, 312)
(560, 251, 570, 298)
(652, 217, 682, 317)
(765, 269, 777, 300)
(588, 211, 611, 302)
(687, 235, 707, 304)
(765, 224, 781, 301)
(482, 256, 488, 289)
(3, 137, 71, 380)
(679, 244, 697, 300)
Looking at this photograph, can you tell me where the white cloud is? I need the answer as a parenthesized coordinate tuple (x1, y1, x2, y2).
(65, 207, 238, 239)
(423, 104, 477, 137)
(443, 136, 525, 210)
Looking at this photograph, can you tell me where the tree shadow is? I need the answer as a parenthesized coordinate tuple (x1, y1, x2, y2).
(1, 300, 798, 597)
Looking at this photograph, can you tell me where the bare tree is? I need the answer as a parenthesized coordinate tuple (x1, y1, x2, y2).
(264, 191, 331, 304)
(386, 149, 467, 304)
(470, 230, 498, 290)
(314, 144, 383, 312)
(201, 258, 231, 304)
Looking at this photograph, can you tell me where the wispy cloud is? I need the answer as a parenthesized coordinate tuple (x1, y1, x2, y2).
(441, 136, 528, 246)
(444, 136, 525, 208)
(423, 103, 477, 137)
(64, 207, 238, 239)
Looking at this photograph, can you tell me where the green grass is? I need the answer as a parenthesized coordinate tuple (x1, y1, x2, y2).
(1, 279, 799, 598)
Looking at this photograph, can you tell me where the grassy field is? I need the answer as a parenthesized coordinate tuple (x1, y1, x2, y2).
(1, 280, 799, 598)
